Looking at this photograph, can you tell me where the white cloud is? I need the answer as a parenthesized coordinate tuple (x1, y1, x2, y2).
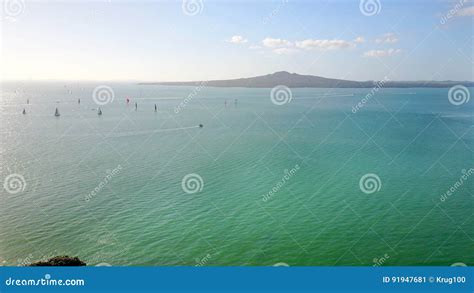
(295, 39, 354, 50)
(259, 37, 360, 55)
(262, 38, 292, 48)
(272, 48, 298, 55)
(228, 35, 248, 44)
(456, 6, 474, 16)
(364, 49, 402, 57)
(375, 33, 399, 44)
(354, 36, 365, 44)
(249, 45, 262, 50)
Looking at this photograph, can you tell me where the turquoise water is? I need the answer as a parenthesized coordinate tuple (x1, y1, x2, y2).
(0, 82, 473, 266)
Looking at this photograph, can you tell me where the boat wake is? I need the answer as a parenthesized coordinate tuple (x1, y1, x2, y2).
(106, 125, 200, 138)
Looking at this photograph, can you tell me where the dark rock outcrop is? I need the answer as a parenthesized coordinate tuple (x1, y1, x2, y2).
(29, 256, 86, 266)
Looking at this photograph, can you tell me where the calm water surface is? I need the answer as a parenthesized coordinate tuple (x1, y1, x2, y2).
(0, 82, 472, 266)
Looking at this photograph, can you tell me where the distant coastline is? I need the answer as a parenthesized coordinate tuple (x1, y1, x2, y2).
(139, 71, 474, 88)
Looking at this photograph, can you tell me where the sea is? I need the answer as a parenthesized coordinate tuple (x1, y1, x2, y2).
(0, 81, 472, 266)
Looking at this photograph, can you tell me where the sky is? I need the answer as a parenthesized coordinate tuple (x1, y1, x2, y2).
(0, 0, 473, 82)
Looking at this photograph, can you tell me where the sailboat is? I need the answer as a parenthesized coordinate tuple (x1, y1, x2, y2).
(54, 107, 60, 117)
(98, 108, 102, 116)
(22, 108, 26, 115)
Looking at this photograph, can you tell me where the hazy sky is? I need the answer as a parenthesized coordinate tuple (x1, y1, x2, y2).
(1, 0, 473, 82)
